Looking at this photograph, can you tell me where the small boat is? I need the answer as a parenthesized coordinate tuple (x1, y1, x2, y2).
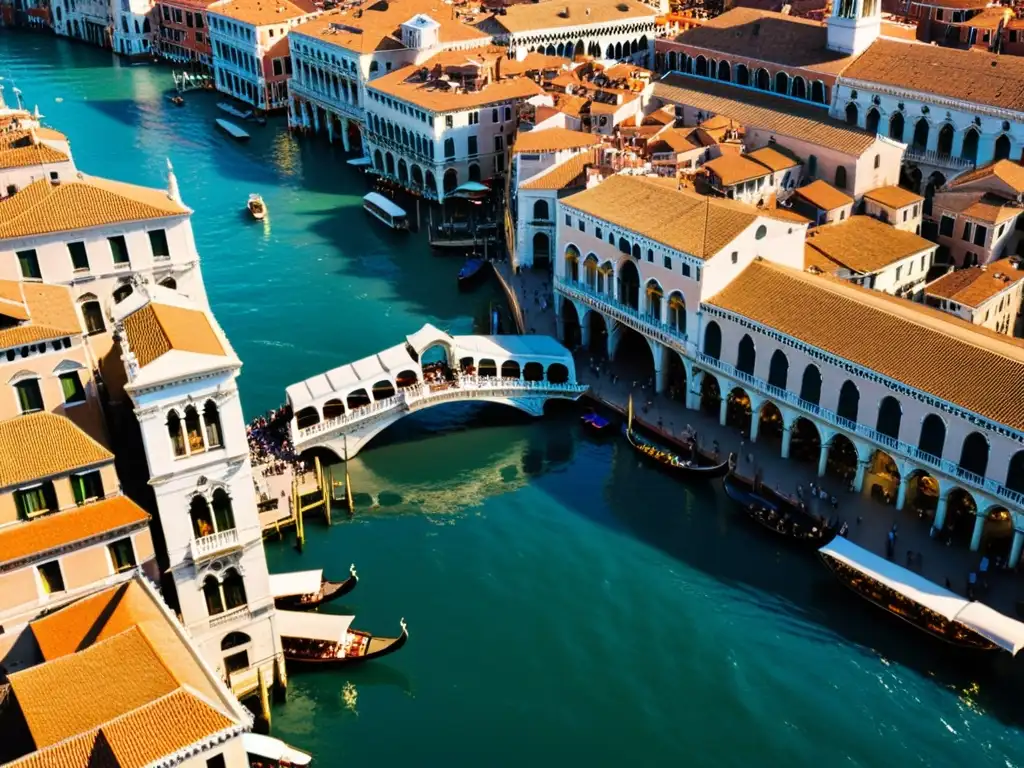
(217, 101, 253, 119)
(242, 733, 312, 767)
(623, 395, 733, 479)
(216, 118, 250, 141)
(346, 156, 372, 167)
(271, 565, 358, 611)
(723, 471, 836, 546)
(581, 410, 613, 436)
(168, 94, 185, 107)
(282, 615, 409, 667)
(247, 193, 267, 220)
(457, 258, 486, 289)
(363, 191, 408, 230)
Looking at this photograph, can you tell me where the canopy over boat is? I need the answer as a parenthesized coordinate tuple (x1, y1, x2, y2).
(242, 733, 313, 766)
(363, 192, 407, 218)
(269, 569, 322, 598)
(277, 609, 355, 642)
(819, 537, 1024, 654)
(347, 156, 372, 167)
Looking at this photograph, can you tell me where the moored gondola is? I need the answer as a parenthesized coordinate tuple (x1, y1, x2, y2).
(624, 395, 733, 479)
(270, 565, 358, 611)
(723, 471, 836, 546)
(280, 613, 409, 667)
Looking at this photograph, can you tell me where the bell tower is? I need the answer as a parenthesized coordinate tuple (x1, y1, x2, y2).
(827, 0, 881, 55)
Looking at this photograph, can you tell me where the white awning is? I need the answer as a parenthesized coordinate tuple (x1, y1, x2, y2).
(819, 537, 967, 621)
(952, 601, 1024, 656)
(277, 609, 354, 643)
(451, 333, 573, 365)
(363, 192, 407, 218)
(269, 569, 322, 598)
(242, 733, 313, 765)
(406, 323, 453, 357)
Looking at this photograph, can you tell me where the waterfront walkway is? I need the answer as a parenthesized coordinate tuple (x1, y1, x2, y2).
(504, 266, 1024, 619)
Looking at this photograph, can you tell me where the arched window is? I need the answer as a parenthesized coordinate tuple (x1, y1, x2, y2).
(190, 496, 214, 539)
(845, 102, 858, 126)
(443, 169, 458, 194)
(295, 406, 319, 429)
(564, 244, 580, 282)
(703, 321, 722, 360)
(875, 396, 902, 440)
(736, 334, 755, 375)
(372, 380, 396, 400)
(398, 159, 409, 183)
(912, 118, 929, 150)
(995, 134, 1012, 161)
(373, 149, 384, 172)
(203, 401, 222, 449)
(631, 243, 642, 260)
(718, 60, 730, 81)
(959, 432, 989, 477)
(961, 128, 979, 164)
(755, 68, 770, 91)
(468, 163, 481, 183)
(533, 200, 549, 220)
(735, 64, 749, 86)
(203, 576, 224, 616)
(167, 410, 186, 457)
(835, 380, 859, 422)
(211, 488, 235, 532)
(322, 399, 345, 420)
(222, 569, 247, 610)
(918, 414, 945, 459)
(184, 405, 204, 454)
(221, 632, 250, 651)
(159, 276, 177, 290)
(865, 108, 880, 135)
(81, 299, 105, 335)
(799, 364, 821, 405)
(547, 363, 569, 384)
(385, 152, 395, 176)
(937, 124, 954, 156)
(774, 71, 789, 95)
(501, 360, 521, 378)
(645, 279, 662, 320)
(1006, 450, 1024, 493)
(347, 388, 371, 409)
(811, 81, 826, 104)
(523, 362, 544, 382)
(618, 237, 631, 255)
(695, 55, 707, 76)
(768, 350, 788, 389)
(668, 291, 685, 333)
(834, 166, 847, 190)
(889, 112, 904, 142)
(791, 76, 806, 100)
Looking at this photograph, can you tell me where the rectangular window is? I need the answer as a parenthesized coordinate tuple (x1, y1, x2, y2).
(17, 249, 41, 280)
(731, 251, 738, 264)
(902, 209, 908, 222)
(445, 115, 453, 128)
(468, 135, 478, 156)
(973, 224, 988, 246)
(998, 224, 1006, 237)
(895, 265, 902, 281)
(695, 266, 701, 282)
(60, 372, 87, 405)
(273, 58, 283, 76)
(495, 135, 504, 152)
(108, 538, 137, 573)
(577, 220, 585, 232)
(565, 214, 571, 226)
(162, 5, 169, 19)
(920, 254, 926, 270)
(16, 483, 56, 519)
(186, 10, 194, 26)
(196, 12, 204, 27)
(682, 263, 691, 278)
(108, 235, 130, 265)
(148, 229, 170, 258)
(939, 215, 955, 237)
(961, 222, 972, 242)
(14, 379, 43, 413)
(492, 108, 499, 123)
(173, 7, 182, 22)
(505, 106, 512, 121)
(72, 470, 104, 505)
(664, 255, 672, 269)
(38, 561, 65, 595)
(66, 242, 89, 271)
(595, 227, 602, 240)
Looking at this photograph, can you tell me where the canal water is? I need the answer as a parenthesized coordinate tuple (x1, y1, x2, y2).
(4, 31, 1024, 768)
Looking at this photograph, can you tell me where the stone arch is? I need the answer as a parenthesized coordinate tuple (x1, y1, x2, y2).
(323, 398, 345, 420)
(533, 232, 551, 267)
(477, 359, 498, 377)
(875, 395, 902, 440)
(295, 406, 320, 430)
(618, 259, 640, 310)
(827, 432, 858, 482)
(396, 369, 418, 388)
(695, 55, 708, 76)
(736, 333, 756, 375)
(918, 413, 946, 460)
(905, 468, 939, 514)
(767, 349, 788, 389)
(735, 63, 749, 86)
(425, 170, 436, 195)
(866, 449, 900, 506)
(980, 506, 1014, 560)
(937, 123, 954, 156)
(725, 386, 753, 433)
(995, 133, 1012, 162)
(501, 360, 521, 379)
(667, 291, 685, 334)
(791, 76, 806, 100)
(944, 487, 978, 547)
(443, 168, 459, 194)
(791, 417, 821, 464)
(559, 296, 581, 347)
(865, 107, 880, 135)
(699, 370, 721, 416)
(468, 163, 481, 183)
(372, 379, 396, 400)
(755, 67, 771, 91)
(718, 60, 731, 81)
(523, 361, 544, 381)
(961, 127, 980, 164)
(547, 363, 569, 384)
(799, 364, 822, 406)
(774, 70, 789, 95)
(959, 431, 989, 477)
(385, 151, 395, 176)
(397, 158, 408, 184)
(666, 351, 687, 404)
(411, 164, 423, 188)
(758, 401, 784, 445)
(703, 321, 722, 360)
(347, 388, 371, 410)
(1006, 450, 1024, 493)
(889, 111, 904, 142)
(836, 380, 859, 422)
(811, 80, 826, 103)
(912, 118, 929, 150)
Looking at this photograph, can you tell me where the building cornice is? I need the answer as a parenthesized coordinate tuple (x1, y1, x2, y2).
(0, 517, 151, 574)
(839, 76, 1024, 124)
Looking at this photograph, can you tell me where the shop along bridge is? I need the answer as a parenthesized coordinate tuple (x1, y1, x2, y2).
(286, 325, 588, 460)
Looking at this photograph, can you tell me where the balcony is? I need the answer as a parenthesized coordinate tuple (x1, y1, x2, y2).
(189, 527, 240, 562)
(209, 604, 251, 629)
(904, 147, 974, 172)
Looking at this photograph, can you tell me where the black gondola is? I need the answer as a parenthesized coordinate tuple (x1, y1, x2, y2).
(624, 395, 733, 479)
(273, 564, 359, 611)
(723, 472, 836, 546)
(283, 619, 409, 667)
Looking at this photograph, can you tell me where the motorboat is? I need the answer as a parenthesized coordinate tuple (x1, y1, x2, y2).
(247, 193, 267, 220)
(363, 191, 408, 230)
(216, 118, 250, 141)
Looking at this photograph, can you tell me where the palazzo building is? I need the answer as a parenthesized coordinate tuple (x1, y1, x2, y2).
(155, 0, 216, 69)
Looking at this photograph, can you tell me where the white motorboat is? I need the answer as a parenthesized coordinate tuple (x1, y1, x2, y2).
(216, 118, 250, 141)
(362, 192, 408, 230)
(248, 193, 267, 220)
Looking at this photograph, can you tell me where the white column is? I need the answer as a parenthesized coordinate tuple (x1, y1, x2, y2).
(341, 117, 351, 152)
(1010, 529, 1024, 568)
(970, 513, 985, 552)
(781, 424, 793, 459)
(817, 443, 829, 477)
(718, 396, 728, 426)
(895, 474, 908, 510)
(853, 460, 867, 493)
(749, 411, 760, 443)
(326, 112, 335, 143)
(932, 494, 948, 535)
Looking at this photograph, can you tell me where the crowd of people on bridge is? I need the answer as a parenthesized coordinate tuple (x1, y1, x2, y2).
(247, 406, 302, 476)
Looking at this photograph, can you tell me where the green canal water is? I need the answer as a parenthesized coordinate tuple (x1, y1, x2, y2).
(4, 31, 1024, 767)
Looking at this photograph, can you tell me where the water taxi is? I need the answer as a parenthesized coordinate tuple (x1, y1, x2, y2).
(247, 193, 267, 220)
(216, 118, 250, 141)
(363, 192, 408, 230)
(279, 610, 409, 667)
(217, 101, 252, 119)
(270, 566, 358, 611)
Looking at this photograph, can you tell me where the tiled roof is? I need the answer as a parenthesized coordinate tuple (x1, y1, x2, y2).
(654, 74, 877, 156)
(704, 153, 770, 185)
(863, 185, 923, 209)
(0, 177, 187, 240)
(291, 0, 487, 54)
(842, 38, 1024, 113)
(0, 496, 149, 566)
(0, 281, 82, 348)
(0, 131, 70, 171)
(792, 179, 853, 210)
(366, 48, 545, 112)
(909, 0, 989, 10)
(520, 149, 595, 190)
(489, 0, 655, 34)
(121, 302, 226, 368)
(667, 7, 856, 75)
(650, 127, 700, 153)
(0, 413, 112, 489)
(925, 259, 1024, 307)
(948, 159, 1024, 195)
(514, 126, 602, 153)
(562, 174, 759, 259)
(208, 0, 316, 25)
(805, 215, 934, 274)
(707, 260, 1024, 429)
(935, 189, 1023, 224)
(746, 145, 800, 172)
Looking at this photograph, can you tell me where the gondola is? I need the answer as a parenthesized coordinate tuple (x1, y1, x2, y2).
(580, 409, 612, 436)
(273, 564, 358, 611)
(457, 258, 486, 289)
(623, 395, 733, 479)
(282, 618, 409, 667)
(723, 471, 836, 546)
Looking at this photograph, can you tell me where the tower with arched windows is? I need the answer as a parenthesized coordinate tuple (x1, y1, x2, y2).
(111, 286, 284, 700)
(827, 0, 881, 55)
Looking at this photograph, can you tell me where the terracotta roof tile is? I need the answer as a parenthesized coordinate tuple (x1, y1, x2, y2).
(925, 259, 1024, 307)
(0, 496, 149, 567)
(490, 0, 654, 34)
(705, 153, 771, 185)
(909, 0, 989, 10)
(0, 132, 70, 171)
(863, 185, 923, 209)
(520, 149, 595, 190)
(805, 215, 934, 273)
(0, 281, 82, 349)
(650, 127, 700, 153)
(654, 75, 877, 156)
(707, 260, 1024, 429)
(563, 174, 760, 259)
(792, 179, 853, 210)
(948, 159, 1024, 195)
(514, 126, 602, 153)
(0, 413, 112, 489)
(122, 302, 226, 368)
(0, 177, 187, 240)
(843, 38, 1024, 112)
(208, 0, 316, 26)
(746, 145, 800, 172)
(667, 7, 856, 75)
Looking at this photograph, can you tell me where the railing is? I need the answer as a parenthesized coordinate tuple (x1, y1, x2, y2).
(904, 146, 974, 171)
(208, 604, 251, 629)
(555, 277, 691, 354)
(696, 352, 1023, 506)
(189, 528, 240, 562)
(290, 80, 362, 121)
